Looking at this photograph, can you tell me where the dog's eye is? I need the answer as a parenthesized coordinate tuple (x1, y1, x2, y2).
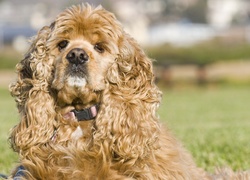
(94, 43, 105, 53)
(58, 40, 68, 50)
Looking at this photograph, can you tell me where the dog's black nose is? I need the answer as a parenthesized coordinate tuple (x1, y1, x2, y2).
(66, 48, 89, 65)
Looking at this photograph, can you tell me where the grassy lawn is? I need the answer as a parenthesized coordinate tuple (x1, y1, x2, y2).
(0, 88, 18, 174)
(158, 85, 250, 172)
(0, 85, 250, 174)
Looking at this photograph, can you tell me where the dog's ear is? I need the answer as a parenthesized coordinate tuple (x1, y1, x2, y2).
(95, 34, 162, 166)
(107, 33, 155, 87)
(9, 25, 56, 152)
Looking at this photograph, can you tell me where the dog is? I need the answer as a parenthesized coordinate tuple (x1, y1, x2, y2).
(8, 4, 249, 180)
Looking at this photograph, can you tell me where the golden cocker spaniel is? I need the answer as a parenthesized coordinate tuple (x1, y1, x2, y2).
(9, 4, 249, 180)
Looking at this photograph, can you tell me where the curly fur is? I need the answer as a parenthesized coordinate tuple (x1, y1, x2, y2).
(8, 4, 249, 180)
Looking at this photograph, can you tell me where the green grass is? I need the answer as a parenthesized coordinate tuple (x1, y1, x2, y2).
(158, 85, 250, 172)
(0, 85, 250, 174)
(0, 88, 18, 174)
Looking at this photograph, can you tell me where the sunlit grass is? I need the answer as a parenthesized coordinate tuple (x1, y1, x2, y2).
(0, 85, 250, 175)
(158, 85, 250, 172)
(0, 88, 18, 174)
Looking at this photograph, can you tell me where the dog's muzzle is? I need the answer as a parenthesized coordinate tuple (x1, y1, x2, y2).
(66, 48, 88, 76)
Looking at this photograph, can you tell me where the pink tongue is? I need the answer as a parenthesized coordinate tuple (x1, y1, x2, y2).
(63, 111, 76, 120)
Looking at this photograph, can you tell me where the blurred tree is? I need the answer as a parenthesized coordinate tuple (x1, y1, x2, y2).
(182, 0, 208, 23)
(161, 0, 183, 19)
(160, 0, 208, 23)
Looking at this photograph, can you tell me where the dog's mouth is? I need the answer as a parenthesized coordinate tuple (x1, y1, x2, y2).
(64, 64, 88, 88)
(67, 63, 88, 77)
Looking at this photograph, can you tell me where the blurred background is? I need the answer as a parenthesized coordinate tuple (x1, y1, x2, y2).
(1, 0, 250, 85)
(0, 0, 250, 175)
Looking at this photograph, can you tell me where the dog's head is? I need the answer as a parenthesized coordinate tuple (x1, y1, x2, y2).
(46, 5, 124, 106)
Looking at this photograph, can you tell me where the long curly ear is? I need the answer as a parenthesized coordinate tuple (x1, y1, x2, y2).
(94, 34, 162, 166)
(9, 25, 56, 152)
